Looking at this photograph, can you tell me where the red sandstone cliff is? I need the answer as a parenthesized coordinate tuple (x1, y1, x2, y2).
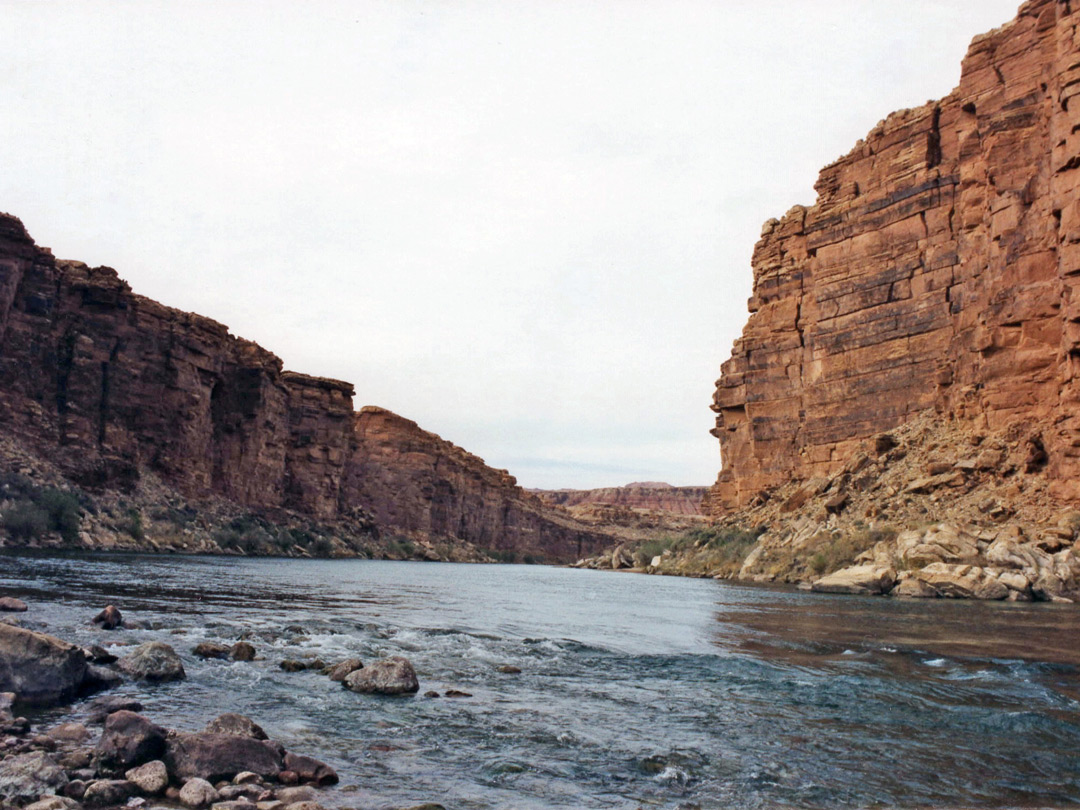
(0, 214, 611, 561)
(709, 0, 1080, 514)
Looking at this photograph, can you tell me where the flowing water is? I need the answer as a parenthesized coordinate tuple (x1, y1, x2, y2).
(3, 551, 1080, 809)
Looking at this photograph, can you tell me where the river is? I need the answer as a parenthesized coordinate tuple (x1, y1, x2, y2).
(3, 552, 1080, 809)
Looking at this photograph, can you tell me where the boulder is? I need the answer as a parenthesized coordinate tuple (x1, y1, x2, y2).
(229, 642, 256, 662)
(179, 776, 219, 808)
(46, 722, 90, 743)
(82, 778, 137, 806)
(810, 565, 897, 595)
(216, 783, 262, 801)
(282, 752, 338, 786)
(92, 605, 123, 630)
(204, 713, 268, 740)
(194, 642, 231, 660)
(913, 564, 1010, 600)
(0, 597, 28, 612)
(326, 658, 363, 682)
(118, 641, 186, 682)
(0, 623, 91, 705)
(126, 759, 169, 794)
(342, 656, 419, 695)
(892, 578, 939, 598)
(85, 695, 144, 724)
(164, 732, 284, 782)
(896, 524, 979, 567)
(84, 645, 117, 664)
(94, 710, 168, 773)
(24, 798, 82, 810)
(0, 751, 68, 803)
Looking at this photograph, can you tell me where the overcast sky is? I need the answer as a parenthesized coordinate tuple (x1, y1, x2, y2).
(1, 1, 1021, 489)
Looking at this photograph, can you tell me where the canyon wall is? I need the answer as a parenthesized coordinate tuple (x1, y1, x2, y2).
(0, 214, 610, 560)
(709, 0, 1080, 513)
(534, 484, 708, 516)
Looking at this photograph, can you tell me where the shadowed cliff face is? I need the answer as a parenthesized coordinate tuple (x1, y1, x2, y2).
(0, 215, 612, 561)
(710, 0, 1080, 513)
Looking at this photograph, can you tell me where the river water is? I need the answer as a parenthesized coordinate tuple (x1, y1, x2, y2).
(3, 552, 1080, 809)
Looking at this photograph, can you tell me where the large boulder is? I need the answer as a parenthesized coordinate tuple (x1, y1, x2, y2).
(896, 524, 980, 567)
(164, 732, 284, 782)
(118, 641, 186, 682)
(0, 751, 68, 803)
(343, 655, 419, 695)
(913, 563, 1010, 600)
(283, 752, 338, 786)
(810, 565, 897, 595)
(94, 710, 168, 773)
(0, 597, 28, 612)
(0, 623, 90, 704)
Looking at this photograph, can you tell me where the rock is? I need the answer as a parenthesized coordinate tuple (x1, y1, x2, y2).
(282, 753, 338, 786)
(896, 524, 979, 567)
(194, 642, 231, 660)
(85, 696, 144, 724)
(276, 771, 298, 786)
(496, 665, 521, 674)
(0, 598, 28, 612)
(164, 733, 284, 782)
(325, 658, 363, 682)
(179, 777, 220, 808)
(279, 660, 306, 673)
(444, 689, 472, 698)
(204, 714, 268, 741)
(424, 691, 440, 698)
(217, 784, 263, 801)
(705, 1, 1080, 515)
(342, 656, 419, 695)
(892, 578, 939, 598)
(274, 787, 317, 804)
(94, 711, 168, 773)
(913, 564, 1010, 601)
(0, 751, 68, 802)
(118, 642, 186, 682)
(229, 642, 256, 662)
(82, 778, 137, 806)
(46, 722, 90, 743)
(610, 544, 634, 570)
(233, 772, 260, 785)
(126, 760, 169, 795)
(280, 802, 323, 810)
(92, 606, 123, 630)
(24, 798, 82, 810)
(810, 565, 897, 595)
(61, 779, 87, 800)
(84, 645, 117, 664)
(0, 623, 92, 705)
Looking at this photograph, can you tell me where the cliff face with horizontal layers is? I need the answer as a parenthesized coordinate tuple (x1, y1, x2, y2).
(534, 483, 709, 516)
(709, 0, 1080, 513)
(0, 214, 610, 561)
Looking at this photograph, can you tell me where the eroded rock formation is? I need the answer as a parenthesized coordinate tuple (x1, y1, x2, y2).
(709, 0, 1080, 512)
(534, 483, 709, 516)
(0, 214, 610, 561)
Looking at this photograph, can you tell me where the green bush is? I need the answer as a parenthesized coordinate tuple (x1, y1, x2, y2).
(38, 489, 82, 543)
(2, 501, 49, 540)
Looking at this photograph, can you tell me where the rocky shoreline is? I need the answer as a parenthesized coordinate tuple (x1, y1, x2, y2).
(0, 600, 441, 810)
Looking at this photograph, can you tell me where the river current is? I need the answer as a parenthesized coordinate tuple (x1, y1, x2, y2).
(3, 552, 1080, 809)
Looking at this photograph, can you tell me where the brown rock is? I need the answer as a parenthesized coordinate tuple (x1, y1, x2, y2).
(0, 623, 91, 706)
(282, 752, 338, 786)
(93, 711, 167, 773)
(164, 732, 284, 782)
(0, 598, 27, 612)
(707, 1, 1080, 513)
(342, 656, 419, 695)
(204, 714, 268, 741)
(230, 642, 257, 662)
(194, 642, 232, 660)
(126, 759, 169, 795)
(325, 658, 363, 682)
(810, 565, 897, 595)
(92, 605, 122, 630)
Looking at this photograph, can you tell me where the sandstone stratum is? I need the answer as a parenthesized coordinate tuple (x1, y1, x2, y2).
(583, 0, 1080, 602)
(0, 213, 611, 562)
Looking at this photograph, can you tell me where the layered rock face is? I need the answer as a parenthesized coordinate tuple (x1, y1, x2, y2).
(709, 0, 1080, 512)
(534, 483, 708, 516)
(346, 407, 608, 561)
(0, 214, 609, 560)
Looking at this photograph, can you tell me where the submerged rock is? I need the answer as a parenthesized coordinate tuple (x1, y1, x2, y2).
(342, 656, 419, 695)
(229, 641, 256, 661)
(193, 642, 231, 660)
(118, 641, 186, 682)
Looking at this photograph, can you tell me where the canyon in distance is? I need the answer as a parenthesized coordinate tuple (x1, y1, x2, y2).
(3, 1, 1080, 809)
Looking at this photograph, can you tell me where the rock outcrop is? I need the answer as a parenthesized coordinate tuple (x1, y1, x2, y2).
(534, 483, 709, 516)
(709, 0, 1080, 512)
(0, 214, 612, 562)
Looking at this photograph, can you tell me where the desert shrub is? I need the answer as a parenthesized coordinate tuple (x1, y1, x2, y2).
(2, 500, 49, 540)
(118, 509, 145, 541)
(38, 488, 82, 543)
(803, 525, 898, 577)
(309, 536, 334, 557)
